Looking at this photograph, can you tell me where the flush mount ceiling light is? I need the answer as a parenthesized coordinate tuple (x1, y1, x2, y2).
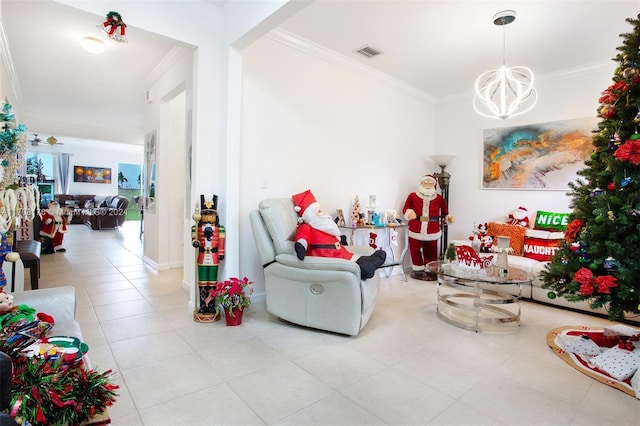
(473, 10, 537, 120)
(80, 36, 105, 54)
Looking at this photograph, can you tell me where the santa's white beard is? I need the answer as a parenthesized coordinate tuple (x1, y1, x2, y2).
(418, 185, 436, 198)
(307, 214, 341, 237)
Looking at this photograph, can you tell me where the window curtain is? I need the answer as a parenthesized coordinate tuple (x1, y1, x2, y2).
(57, 152, 71, 194)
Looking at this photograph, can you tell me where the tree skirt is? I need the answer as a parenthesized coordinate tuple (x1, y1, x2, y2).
(546, 326, 639, 399)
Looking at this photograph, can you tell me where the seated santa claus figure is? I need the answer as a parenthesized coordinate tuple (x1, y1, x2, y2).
(292, 190, 386, 279)
(40, 200, 69, 253)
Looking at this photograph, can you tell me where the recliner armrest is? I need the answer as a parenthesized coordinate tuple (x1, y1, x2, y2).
(275, 253, 361, 275)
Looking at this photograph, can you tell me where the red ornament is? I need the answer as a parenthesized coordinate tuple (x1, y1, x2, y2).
(599, 105, 616, 118)
(607, 181, 616, 191)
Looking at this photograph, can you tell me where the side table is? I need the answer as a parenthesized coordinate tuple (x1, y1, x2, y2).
(339, 224, 408, 281)
(426, 260, 532, 332)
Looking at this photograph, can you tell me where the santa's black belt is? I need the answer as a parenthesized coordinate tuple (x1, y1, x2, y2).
(203, 248, 218, 253)
(419, 216, 441, 222)
(311, 243, 341, 249)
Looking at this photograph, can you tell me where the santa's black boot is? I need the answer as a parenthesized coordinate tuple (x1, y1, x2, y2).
(357, 260, 376, 279)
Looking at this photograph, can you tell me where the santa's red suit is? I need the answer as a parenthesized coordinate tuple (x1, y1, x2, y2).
(402, 175, 449, 276)
(295, 223, 354, 260)
(40, 201, 69, 252)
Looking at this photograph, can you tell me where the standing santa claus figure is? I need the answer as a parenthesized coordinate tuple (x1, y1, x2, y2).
(293, 190, 386, 279)
(39, 200, 70, 253)
(403, 175, 455, 280)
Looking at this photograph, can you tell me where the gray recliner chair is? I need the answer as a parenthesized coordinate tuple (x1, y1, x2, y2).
(249, 198, 380, 336)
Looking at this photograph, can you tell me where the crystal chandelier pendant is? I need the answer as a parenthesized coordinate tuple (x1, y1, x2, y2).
(473, 10, 537, 120)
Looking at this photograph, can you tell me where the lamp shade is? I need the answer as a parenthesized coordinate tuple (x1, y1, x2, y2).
(430, 155, 456, 167)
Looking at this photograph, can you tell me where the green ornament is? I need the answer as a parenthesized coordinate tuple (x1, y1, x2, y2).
(547, 291, 557, 300)
(631, 134, 640, 140)
(591, 151, 600, 160)
(595, 214, 604, 224)
(589, 262, 599, 271)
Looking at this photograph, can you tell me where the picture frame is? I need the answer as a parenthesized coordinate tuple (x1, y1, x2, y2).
(73, 166, 112, 184)
(336, 209, 346, 226)
(481, 117, 598, 190)
(386, 210, 397, 223)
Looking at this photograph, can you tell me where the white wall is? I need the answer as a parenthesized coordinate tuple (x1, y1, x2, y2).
(28, 141, 142, 195)
(436, 64, 617, 242)
(144, 50, 193, 270)
(240, 36, 436, 298)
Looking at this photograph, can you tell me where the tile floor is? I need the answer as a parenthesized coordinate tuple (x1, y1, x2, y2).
(32, 222, 639, 425)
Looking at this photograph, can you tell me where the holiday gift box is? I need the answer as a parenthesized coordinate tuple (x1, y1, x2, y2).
(555, 334, 603, 356)
(589, 345, 640, 381)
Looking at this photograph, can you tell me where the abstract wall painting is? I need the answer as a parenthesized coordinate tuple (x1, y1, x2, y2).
(482, 117, 598, 190)
(73, 166, 112, 184)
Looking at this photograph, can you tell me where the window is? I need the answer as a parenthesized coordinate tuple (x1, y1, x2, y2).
(26, 152, 55, 181)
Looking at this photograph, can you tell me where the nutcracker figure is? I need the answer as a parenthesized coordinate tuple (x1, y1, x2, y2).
(191, 194, 225, 322)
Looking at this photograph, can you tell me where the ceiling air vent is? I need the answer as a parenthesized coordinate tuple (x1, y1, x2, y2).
(355, 45, 382, 58)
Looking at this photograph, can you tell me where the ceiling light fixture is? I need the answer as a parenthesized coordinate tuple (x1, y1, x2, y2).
(80, 36, 105, 54)
(473, 10, 537, 120)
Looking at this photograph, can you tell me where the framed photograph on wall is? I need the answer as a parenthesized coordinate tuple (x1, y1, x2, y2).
(481, 117, 598, 190)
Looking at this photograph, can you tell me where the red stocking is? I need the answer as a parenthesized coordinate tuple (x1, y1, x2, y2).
(369, 232, 378, 249)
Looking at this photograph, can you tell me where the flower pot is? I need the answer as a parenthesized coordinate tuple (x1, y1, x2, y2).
(225, 307, 244, 326)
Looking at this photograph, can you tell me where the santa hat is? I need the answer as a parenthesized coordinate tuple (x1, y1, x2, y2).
(292, 190, 320, 222)
(421, 174, 437, 187)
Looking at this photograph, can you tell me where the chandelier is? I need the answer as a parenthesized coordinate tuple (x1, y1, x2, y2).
(473, 10, 537, 120)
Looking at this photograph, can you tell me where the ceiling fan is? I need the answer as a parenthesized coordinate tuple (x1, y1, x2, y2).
(29, 133, 63, 146)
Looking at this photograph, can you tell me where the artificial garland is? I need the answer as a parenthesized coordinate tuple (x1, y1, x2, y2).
(0, 299, 118, 425)
(9, 354, 118, 426)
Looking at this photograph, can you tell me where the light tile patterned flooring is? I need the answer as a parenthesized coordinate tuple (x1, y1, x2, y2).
(32, 222, 639, 425)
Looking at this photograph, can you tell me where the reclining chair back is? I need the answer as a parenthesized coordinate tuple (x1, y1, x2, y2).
(249, 198, 298, 265)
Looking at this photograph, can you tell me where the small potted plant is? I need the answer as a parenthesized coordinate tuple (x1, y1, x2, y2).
(215, 277, 253, 326)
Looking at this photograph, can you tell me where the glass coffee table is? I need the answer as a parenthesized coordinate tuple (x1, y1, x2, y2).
(426, 260, 532, 332)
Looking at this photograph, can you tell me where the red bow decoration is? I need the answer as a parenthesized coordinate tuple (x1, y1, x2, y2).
(101, 11, 127, 43)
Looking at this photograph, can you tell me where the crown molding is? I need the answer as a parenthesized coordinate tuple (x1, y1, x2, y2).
(0, 15, 21, 104)
(266, 28, 436, 104)
(144, 46, 192, 89)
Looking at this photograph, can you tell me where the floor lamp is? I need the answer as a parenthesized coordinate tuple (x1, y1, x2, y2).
(430, 155, 455, 260)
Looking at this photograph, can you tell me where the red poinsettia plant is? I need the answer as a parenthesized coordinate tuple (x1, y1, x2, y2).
(613, 139, 640, 165)
(213, 277, 253, 317)
(573, 267, 618, 296)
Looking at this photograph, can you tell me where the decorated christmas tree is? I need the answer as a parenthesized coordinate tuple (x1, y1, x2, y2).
(541, 14, 640, 322)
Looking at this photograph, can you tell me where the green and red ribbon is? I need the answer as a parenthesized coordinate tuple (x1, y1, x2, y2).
(102, 11, 127, 41)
